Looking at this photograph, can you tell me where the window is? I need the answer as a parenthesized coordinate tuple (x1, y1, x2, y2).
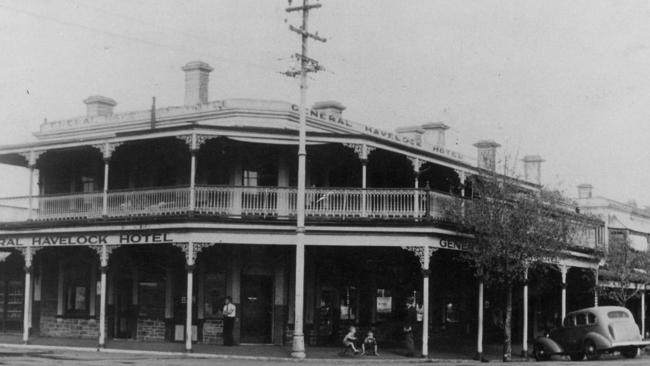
(204, 272, 227, 318)
(138, 281, 165, 318)
(587, 313, 596, 324)
(64, 263, 90, 316)
(608, 311, 629, 319)
(576, 313, 587, 326)
(81, 176, 95, 193)
(243, 170, 258, 187)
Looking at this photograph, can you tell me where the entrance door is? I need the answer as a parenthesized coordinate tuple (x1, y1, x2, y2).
(241, 275, 272, 343)
(115, 278, 134, 339)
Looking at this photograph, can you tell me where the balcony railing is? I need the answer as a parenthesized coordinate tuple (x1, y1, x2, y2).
(0, 185, 603, 249)
(0, 186, 456, 221)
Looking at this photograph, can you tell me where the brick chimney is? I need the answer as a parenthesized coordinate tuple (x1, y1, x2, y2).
(473, 140, 500, 170)
(421, 122, 449, 147)
(522, 155, 544, 185)
(182, 61, 213, 105)
(83, 96, 117, 117)
(312, 101, 346, 119)
(577, 184, 593, 199)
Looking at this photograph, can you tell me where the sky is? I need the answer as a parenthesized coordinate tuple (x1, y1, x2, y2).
(0, 0, 649, 206)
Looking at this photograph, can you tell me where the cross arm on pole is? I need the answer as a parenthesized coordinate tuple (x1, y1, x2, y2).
(289, 25, 327, 42)
(286, 4, 322, 12)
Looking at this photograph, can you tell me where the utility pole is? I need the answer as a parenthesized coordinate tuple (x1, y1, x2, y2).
(285, 0, 326, 359)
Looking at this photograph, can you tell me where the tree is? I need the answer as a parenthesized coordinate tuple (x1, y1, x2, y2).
(598, 234, 650, 307)
(447, 169, 590, 361)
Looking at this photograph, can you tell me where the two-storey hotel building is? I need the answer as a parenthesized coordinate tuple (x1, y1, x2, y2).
(0, 61, 605, 356)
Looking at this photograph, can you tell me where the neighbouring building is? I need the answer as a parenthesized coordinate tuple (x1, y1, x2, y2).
(0, 61, 604, 356)
(575, 184, 650, 336)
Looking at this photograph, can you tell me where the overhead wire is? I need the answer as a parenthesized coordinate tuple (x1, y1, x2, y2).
(0, 2, 289, 76)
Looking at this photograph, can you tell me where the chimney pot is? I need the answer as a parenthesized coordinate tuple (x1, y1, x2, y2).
(182, 61, 213, 105)
(577, 184, 593, 199)
(473, 140, 500, 170)
(312, 100, 346, 119)
(522, 155, 544, 185)
(421, 122, 450, 147)
(83, 96, 117, 117)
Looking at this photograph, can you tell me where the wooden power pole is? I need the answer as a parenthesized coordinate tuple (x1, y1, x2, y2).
(285, 0, 326, 359)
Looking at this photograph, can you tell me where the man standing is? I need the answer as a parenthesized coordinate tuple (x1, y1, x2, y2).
(223, 296, 236, 346)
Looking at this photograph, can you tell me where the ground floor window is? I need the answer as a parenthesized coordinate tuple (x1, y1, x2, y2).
(64, 262, 90, 317)
(204, 272, 226, 318)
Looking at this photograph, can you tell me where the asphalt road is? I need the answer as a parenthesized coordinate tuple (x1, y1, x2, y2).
(0, 347, 647, 366)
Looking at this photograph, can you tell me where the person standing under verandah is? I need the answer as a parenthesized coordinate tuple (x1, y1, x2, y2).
(223, 296, 236, 346)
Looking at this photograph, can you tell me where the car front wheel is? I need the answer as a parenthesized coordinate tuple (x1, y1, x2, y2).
(584, 340, 600, 361)
(533, 343, 551, 361)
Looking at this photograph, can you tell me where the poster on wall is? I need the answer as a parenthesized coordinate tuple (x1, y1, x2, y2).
(376, 296, 392, 313)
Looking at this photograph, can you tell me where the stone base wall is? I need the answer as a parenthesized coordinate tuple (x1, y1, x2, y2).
(136, 318, 166, 342)
(39, 316, 99, 339)
(201, 318, 223, 344)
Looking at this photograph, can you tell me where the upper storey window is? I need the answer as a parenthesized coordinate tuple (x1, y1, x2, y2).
(81, 176, 95, 193)
(243, 170, 259, 187)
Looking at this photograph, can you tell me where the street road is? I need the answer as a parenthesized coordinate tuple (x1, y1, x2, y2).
(0, 347, 647, 365)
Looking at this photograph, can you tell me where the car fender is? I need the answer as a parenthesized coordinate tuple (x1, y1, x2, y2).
(534, 336, 563, 354)
(584, 332, 611, 350)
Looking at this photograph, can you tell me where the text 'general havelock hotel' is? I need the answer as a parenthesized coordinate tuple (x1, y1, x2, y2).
(0, 61, 604, 355)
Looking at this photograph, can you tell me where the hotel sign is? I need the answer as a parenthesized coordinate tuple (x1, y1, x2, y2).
(434, 237, 475, 252)
(291, 105, 465, 161)
(0, 232, 175, 247)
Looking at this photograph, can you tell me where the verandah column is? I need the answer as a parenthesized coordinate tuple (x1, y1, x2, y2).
(186, 252, 194, 352)
(345, 143, 375, 217)
(19, 150, 43, 220)
(559, 265, 568, 321)
(92, 142, 121, 217)
(174, 242, 213, 352)
(176, 134, 210, 213)
(477, 280, 484, 360)
(593, 267, 599, 307)
(189, 135, 197, 211)
(642, 290, 646, 339)
(408, 158, 423, 218)
(19, 245, 38, 344)
(92, 244, 113, 348)
(402, 245, 436, 358)
(522, 267, 529, 358)
(421, 245, 431, 358)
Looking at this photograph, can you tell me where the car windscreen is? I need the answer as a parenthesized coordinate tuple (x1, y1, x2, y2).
(607, 311, 630, 319)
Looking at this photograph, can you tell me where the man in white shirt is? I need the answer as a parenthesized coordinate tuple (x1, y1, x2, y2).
(223, 296, 236, 346)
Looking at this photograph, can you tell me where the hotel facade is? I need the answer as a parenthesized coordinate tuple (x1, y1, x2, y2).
(0, 61, 604, 356)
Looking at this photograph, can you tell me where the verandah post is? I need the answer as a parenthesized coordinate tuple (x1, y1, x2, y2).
(21, 246, 35, 344)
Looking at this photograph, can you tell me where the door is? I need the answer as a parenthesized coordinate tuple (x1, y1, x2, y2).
(241, 275, 272, 343)
(115, 278, 134, 339)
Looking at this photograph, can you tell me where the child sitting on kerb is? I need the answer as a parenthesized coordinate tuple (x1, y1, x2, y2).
(342, 326, 359, 355)
(361, 330, 379, 356)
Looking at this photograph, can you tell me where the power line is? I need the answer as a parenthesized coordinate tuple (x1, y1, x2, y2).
(0, 3, 284, 75)
(64, 0, 227, 51)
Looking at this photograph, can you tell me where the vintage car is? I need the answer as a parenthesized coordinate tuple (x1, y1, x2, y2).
(533, 306, 650, 361)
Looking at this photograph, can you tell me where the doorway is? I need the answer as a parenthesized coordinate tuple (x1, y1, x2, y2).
(114, 278, 135, 339)
(240, 275, 272, 343)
